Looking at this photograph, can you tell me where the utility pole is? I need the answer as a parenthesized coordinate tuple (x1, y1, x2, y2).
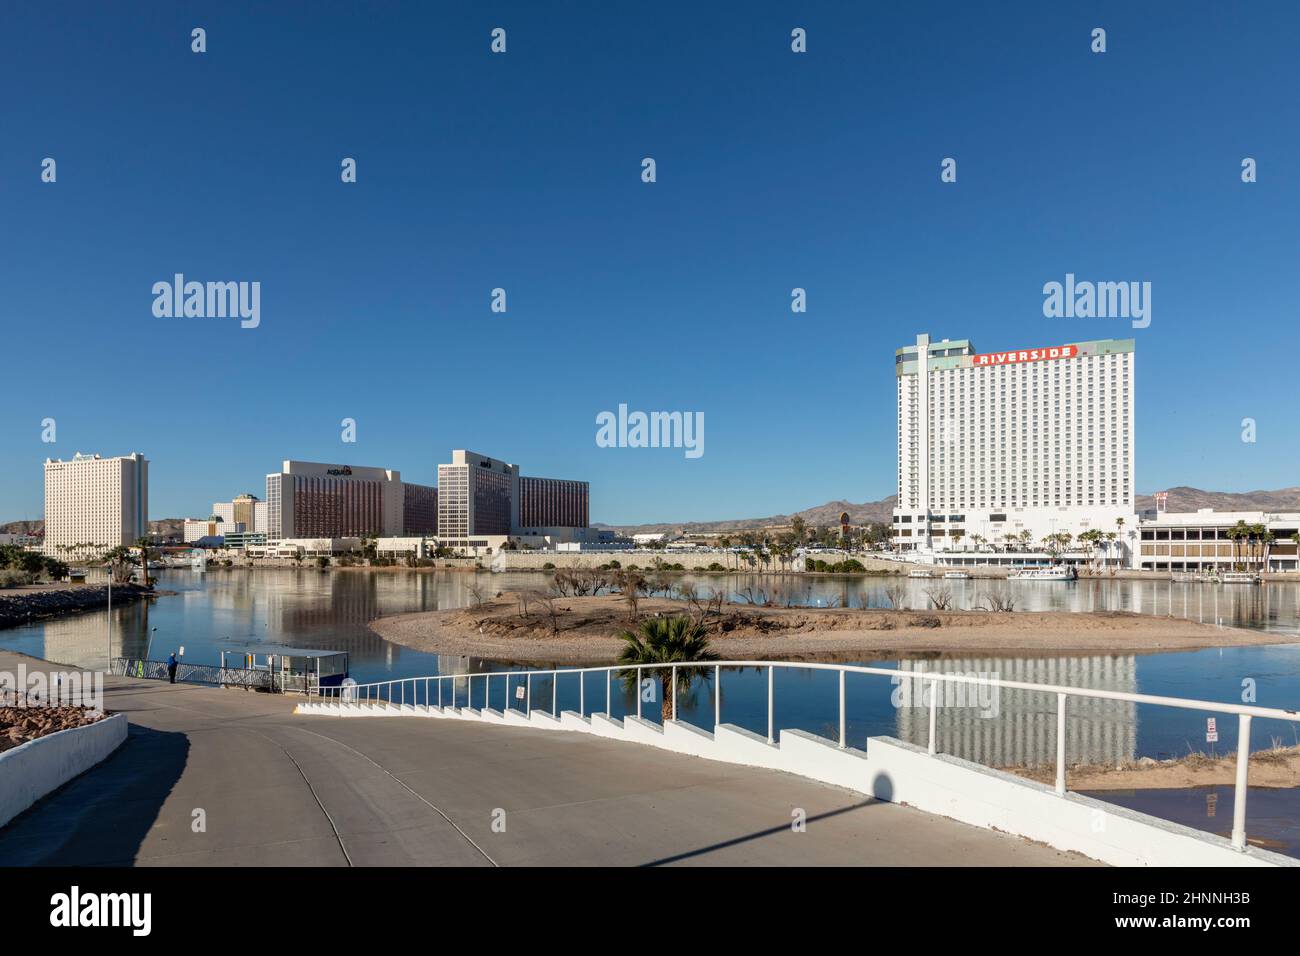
(106, 565, 113, 669)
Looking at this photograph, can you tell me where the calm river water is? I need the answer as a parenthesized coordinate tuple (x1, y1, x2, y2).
(5, 568, 1300, 767)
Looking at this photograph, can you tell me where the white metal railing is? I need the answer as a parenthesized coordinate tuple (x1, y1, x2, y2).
(306, 660, 1300, 853)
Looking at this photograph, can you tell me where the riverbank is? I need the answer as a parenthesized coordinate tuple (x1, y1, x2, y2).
(0, 583, 154, 629)
(1006, 746, 1300, 790)
(369, 593, 1293, 664)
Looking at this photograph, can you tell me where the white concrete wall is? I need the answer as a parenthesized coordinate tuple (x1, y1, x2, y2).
(0, 713, 128, 829)
(292, 701, 1295, 867)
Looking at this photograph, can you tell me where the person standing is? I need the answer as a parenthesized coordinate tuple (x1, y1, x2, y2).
(167, 652, 178, 684)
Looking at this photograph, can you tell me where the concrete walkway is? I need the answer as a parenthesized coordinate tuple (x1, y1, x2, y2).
(0, 652, 1091, 866)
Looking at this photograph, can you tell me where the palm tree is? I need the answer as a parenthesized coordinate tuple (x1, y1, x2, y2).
(1260, 527, 1275, 572)
(790, 516, 806, 544)
(1228, 520, 1249, 570)
(103, 545, 133, 584)
(615, 616, 718, 720)
(135, 536, 152, 586)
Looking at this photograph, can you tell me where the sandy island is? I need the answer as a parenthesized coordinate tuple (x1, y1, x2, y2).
(369, 592, 1295, 666)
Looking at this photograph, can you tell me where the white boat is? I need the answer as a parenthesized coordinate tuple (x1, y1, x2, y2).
(942, 571, 970, 580)
(1221, 571, 1260, 585)
(908, 569, 933, 578)
(1008, 566, 1077, 581)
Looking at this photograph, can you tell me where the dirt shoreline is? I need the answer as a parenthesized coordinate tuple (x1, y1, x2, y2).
(1005, 746, 1300, 791)
(368, 593, 1295, 665)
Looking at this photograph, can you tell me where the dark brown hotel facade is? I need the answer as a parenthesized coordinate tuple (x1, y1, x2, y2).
(518, 476, 589, 530)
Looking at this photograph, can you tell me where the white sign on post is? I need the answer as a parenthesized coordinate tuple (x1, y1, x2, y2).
(515, 686, 525, 700)
(1206, 717, 1218, 743)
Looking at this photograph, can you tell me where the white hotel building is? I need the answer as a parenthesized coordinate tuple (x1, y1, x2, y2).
(43, 452, 149, 556)
(892, 333, 1136, 562)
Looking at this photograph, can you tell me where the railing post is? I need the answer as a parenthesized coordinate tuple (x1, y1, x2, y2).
(526, 673, 531, 716)
(1055, 692, 1067, 795)
(927, 678, 938, 755)
(438, 677, 443, 708)
(1232, 713, 1252, 850)
(579, 671, 584, 717)
(838, 669, 846, 749)
(714, 664, 721, 728)
(671, 665, 677, 722)
(637, 668, 642, 720)
(552, 671, 558, 715)
(767, 665, 774, 744)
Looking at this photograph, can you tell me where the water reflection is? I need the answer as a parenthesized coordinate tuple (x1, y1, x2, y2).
(894, 656, 1138, 768)
(1087, 785, 1300, 859)
(3, 569, 1299, 764)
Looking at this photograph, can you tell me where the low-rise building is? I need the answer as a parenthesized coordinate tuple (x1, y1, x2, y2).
(1134, 510, 1299, 573)
(184, 517, 242, 542)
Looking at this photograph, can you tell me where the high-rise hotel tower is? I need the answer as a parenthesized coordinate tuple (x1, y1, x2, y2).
(892, 333, 1136, 555)
(43, 452, 149, 556)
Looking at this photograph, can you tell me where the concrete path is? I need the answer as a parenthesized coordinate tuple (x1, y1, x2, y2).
(0, 652, 1092, 866)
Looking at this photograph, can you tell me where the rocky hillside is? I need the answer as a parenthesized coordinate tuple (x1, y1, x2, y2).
(602, 487, 1300, 534)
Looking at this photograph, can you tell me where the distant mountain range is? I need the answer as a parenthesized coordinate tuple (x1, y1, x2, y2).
(0, 518, 187, 538)
(595, 486, 1300, 535)
(6, 485, 1300, 539)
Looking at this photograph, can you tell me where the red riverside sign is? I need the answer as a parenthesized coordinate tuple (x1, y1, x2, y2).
(971, 345, 1078, 367)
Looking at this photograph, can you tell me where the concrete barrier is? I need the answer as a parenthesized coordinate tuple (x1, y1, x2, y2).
(0, 713, 128, 829)
(559, 711, 590, 732)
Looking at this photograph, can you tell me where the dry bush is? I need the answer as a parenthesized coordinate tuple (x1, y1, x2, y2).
(978, 588, 1016, 612)
(923, 586, 953, 610)
(533, 591, 560, 635)
(883, 584, 907, 610)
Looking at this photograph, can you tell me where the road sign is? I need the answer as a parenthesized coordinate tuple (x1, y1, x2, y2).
(1206, 717, 1218, 743)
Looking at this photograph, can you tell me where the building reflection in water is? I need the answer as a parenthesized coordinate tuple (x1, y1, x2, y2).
(894, 655, 1138, 768)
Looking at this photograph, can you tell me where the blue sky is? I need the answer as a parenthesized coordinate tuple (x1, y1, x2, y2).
(2, 2, 1298, 524)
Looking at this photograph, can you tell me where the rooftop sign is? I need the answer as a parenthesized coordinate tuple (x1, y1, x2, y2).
(971, 344, 1077, 367)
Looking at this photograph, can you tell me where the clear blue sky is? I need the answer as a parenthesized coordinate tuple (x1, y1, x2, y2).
(2, 2, 1297, 524)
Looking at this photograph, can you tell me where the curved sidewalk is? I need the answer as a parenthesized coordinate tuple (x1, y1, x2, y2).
(0, 657, 1091, 867)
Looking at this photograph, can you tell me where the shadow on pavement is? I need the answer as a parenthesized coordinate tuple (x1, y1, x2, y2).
(0, 724, 188, 866)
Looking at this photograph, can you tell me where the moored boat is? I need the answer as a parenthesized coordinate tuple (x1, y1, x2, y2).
(1008, 565, 1077, 581)
(1221, 571, 1261, 584)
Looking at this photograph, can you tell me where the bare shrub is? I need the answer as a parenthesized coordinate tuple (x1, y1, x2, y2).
(883, 584, 907, 610)
(923, 586, 953, 610)
(613, 569, 645, 621)
(978, 588, 1017, 612)
(533, 591, 560, 635)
